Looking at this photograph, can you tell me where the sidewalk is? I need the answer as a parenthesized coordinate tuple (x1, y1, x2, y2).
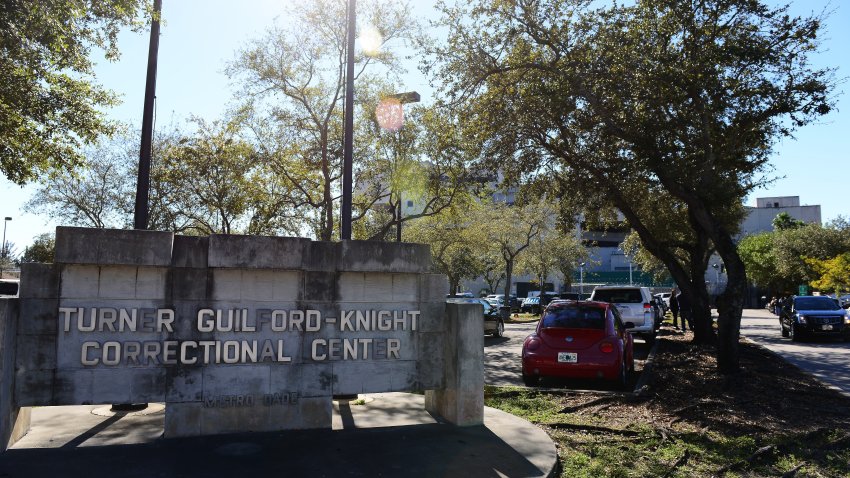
(1, 393, 558, 478)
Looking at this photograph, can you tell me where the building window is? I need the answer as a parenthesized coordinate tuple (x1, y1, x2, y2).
(407, 200, 413, 208)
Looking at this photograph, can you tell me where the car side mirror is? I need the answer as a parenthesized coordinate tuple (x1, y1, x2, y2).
(624, 322, 635, 329)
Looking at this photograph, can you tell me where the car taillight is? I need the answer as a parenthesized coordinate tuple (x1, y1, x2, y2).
(644, 303, 651, 311)
(599, 342, 614, 353)
(526, 338, 541, 351)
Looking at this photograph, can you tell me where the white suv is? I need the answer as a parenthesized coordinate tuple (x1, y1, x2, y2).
(589, 286, 656, 342)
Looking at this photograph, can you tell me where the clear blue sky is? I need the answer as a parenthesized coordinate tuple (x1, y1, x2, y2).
(1, 0, 847, 251)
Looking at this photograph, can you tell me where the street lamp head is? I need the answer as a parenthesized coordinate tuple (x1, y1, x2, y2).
(3, 217, 10, 221)
(579, 262, 586, 267)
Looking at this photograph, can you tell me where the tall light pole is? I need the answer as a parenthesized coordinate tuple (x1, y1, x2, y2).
(628, 257, 633, 286)
(340, 0, 356, 240)
(376, 91, 421, 242)
(133, 0, 162, 231)
(1, 217, 10, 279)
(579, 262, 585, 299)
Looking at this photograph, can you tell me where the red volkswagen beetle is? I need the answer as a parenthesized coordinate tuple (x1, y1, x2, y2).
(521, 300, 635, 388)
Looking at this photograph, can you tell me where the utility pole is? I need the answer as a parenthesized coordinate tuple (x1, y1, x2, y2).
(340, 0, 356, 240)
(121, 0, 161, 412)
(133, 0, 162, 230)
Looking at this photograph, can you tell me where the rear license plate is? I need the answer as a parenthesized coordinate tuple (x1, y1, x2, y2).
(822, 324, 833, 331)
(558, 352, 578, 363)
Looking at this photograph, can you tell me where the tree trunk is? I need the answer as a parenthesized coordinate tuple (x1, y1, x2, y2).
(687, 203, 746, 374)
(714, 239, 747, 374)
(690, 281, 713, 343)
(449, 276, 460, 296)
(502, 258, 514, 321)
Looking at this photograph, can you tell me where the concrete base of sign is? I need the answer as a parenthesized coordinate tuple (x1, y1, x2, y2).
(3, 393, 558, 477)
(0, 299, 30, 449)
(424, 303, 484, 426)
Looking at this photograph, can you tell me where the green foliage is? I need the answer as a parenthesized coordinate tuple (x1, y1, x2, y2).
(806, 253, 850, 296)
(427, 0, 836, 366)
(155, 116, 265, 235)
(738, 233, 780, 290)
(226, 0, 419, 241)
(0, 0, 149, 184)
(519, 220, 587, 294)
(772, 212, 805, 231)
(739, 223, 850, 293)
(404, 203, 485, 294)
(20, 234, 55, 263)
(25, 131, 136, 229)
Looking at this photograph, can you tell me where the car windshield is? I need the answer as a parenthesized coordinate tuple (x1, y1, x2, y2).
(592, 289, 643, 304)
(794, 297, 841, 311)
(542, 306, 606, 329)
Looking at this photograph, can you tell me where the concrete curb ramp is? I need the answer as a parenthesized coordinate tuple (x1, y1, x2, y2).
(0, 393, 558, 478)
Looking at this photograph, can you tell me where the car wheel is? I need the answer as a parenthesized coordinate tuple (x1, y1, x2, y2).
(780, 323, 789, 338)
(493, 320, 505, 337)
(522, 373, 539, 387)
(617, 362, 629, 390)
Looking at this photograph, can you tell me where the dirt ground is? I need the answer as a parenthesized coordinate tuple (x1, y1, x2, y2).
(489, 326, 850, 476)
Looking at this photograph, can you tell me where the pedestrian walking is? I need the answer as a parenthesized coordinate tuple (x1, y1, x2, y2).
(676, 289, 693, 332)
(669, 287, 680, 330)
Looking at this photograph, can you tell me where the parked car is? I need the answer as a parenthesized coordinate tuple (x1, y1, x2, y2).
(521, 296, 541, 314)
(485, 294, 505, 308)
(521, 300, 635, 388)
(779, 295, 850, 342)
(446, 298, 505, 337)
(589, 286, 657, 343)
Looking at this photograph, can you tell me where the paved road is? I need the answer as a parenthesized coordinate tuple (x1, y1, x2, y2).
(740, 308, 850, 397)
(484, 321, 653, 390)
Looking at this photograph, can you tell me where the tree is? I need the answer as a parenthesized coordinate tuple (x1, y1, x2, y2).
(227, 0, 418, 241)
(737, 233, 781, 292)
(356, 99, 471, 241)
(427, 0, 835, 373)
(739, 223, 850, 295)
(806, 253, 850, 298)
(519, 225, 586, 298)
(21, 234, 55, 263)
(479, 201, 548, 319)
(25, 133, 136, 228)
(772, 223, 850, 289)
(772, 212, 805, 231)
(0, 0, 149, 184)
(155, 116, 264, 235)
(404, 205, 483, 295)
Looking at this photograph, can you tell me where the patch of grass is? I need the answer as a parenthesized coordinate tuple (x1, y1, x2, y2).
(484, 334, 850, 477)
(506, 313, 540, 323)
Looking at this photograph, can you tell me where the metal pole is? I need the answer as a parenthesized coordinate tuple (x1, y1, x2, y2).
(579, 262, 585, 298)
(1, 217, 10, 279)
(396, 200, 402, 242)
(629, 260, 633, 285)
(340, 0, 356, 240)
(133, 0, 162, 231)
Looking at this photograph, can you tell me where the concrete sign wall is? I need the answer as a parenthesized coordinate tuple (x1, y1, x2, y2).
(6, 227, 483, 440)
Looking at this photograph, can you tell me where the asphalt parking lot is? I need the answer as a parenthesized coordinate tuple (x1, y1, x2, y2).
(484, 320, 655, 391)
